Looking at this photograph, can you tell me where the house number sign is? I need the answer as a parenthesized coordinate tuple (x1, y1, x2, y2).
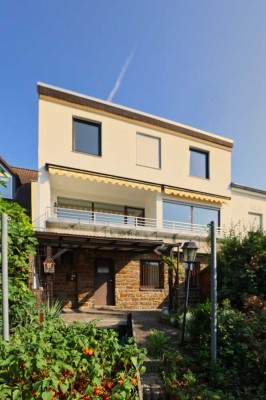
(43, 257, 55, 273)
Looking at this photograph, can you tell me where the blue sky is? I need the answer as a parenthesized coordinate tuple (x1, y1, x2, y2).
(1, 0, 266, 189)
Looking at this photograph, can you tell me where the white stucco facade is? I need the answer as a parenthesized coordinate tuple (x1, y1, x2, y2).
(34, 83, 266, 242)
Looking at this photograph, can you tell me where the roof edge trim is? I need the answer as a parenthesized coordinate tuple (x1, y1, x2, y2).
(38, 83, 233, 149)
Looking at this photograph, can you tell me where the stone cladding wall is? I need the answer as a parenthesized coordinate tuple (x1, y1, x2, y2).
(51, 249, 169, 310)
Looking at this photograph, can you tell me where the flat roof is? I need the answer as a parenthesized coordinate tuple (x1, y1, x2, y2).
(37, 82, 233, 149)
(231, 183, 266, 197)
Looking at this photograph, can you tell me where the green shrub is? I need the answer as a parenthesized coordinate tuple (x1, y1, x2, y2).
(0, 199, 37, 280)
(217, 230, 266, 308)
(41, 299, 63, 320)
(0, 278, 37, 335)
(163, 300, 266, 399)
(147, 329, 170, 358)
(0, 199, 38, 334)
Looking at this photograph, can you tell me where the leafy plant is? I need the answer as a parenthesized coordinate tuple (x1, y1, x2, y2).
(163, 300, 266, 399)
(217, 229, 266, 308)
(147, 329, 170, 358)
(0, 199, 38, 333)
(0, 198, 38, 280)
(41, 299, 63, 320)
(0, 318, 146, 399)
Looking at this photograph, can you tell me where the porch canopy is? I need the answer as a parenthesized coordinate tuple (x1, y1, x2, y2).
(36, 231, 164, 254)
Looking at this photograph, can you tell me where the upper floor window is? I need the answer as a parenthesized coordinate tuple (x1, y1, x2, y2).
(136, 133, 161, 169)
(248, 212, 263, 230)
(163, 200, 220, 227)
(73, 118, 101, 156)
(190, 148, 209, 179)
(57, 197, 144, 226)
(0, 167, 13, 199)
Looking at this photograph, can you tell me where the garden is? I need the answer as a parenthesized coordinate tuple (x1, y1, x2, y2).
(147, 229, 266, 400)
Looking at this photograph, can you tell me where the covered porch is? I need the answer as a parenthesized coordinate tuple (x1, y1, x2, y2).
(34, 232, 169, 310)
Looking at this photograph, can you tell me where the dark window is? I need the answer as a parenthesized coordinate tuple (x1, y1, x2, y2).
(140, 261, 164, 289)
(73, 118, 101, 156)
(190, 148, 209, 179)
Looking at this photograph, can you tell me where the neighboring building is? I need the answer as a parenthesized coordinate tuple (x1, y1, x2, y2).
(30, 83, 265, 310)
(0, 156, 38, 216)
(230, 183, 266, 232)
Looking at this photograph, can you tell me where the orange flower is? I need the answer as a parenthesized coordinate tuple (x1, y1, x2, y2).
(131, 378, 138, 386)
(84, 347, 94, 356)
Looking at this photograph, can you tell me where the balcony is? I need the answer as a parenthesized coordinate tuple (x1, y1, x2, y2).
(34, 207, 220, 243)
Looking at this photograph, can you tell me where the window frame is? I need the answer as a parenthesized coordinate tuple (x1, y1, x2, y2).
(140, 260, 164, 290)
(73, 117, 102, 157)
(189, 148, 209, 179)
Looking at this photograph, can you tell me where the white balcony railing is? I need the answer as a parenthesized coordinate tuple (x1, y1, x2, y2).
(41, 207, 220, 238)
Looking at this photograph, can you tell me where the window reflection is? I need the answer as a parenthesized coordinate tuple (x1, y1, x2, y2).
(163, 201, 219, 227)
(190, 149, 209, 179)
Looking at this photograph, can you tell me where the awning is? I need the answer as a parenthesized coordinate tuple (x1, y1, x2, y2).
(164, 187, 229, 204)
(48, 166, 161, 193)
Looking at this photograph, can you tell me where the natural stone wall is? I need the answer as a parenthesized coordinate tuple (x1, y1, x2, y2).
(38, 246, 206, 310)
(173, 287, 201, 308)
(76, 251, 95, 308)
(45, 248, 169, 310)
(115, 253, 168, 309)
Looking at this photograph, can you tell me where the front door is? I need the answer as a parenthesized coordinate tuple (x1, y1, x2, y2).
(94, 259, 115, 306)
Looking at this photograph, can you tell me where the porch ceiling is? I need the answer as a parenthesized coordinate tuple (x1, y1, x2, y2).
(49, 173, 155, 204)
(36, 231, 163, 253)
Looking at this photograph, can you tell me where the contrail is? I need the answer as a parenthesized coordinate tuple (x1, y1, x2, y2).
(107, 49, 135, 102)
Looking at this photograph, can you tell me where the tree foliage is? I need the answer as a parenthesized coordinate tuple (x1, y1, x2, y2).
(0, 198, 38, 280)
(0, 198, 38, 332)
(217, 229, 266, 308)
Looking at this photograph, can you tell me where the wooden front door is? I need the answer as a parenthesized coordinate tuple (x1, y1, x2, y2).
(94, 259, 115, 306)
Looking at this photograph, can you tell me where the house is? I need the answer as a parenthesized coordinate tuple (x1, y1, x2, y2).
(0, 156, 37, 216)
(31, 83, 265, 310)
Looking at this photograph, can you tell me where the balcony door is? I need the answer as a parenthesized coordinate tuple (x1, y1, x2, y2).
(94, 259, 115, 306)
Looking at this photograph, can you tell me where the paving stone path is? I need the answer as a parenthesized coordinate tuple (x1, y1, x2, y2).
(131, 311, 178, 400)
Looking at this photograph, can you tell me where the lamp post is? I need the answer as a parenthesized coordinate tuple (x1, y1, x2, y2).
(180, 240, 198, 344)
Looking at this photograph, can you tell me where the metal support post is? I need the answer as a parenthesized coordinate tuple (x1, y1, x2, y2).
(2, 213, 9, 341)
(210, 221, 217, 361)
(180, 263, 193, 344)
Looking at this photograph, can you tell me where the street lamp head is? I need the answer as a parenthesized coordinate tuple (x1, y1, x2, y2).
(182, 241, 198, 263)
